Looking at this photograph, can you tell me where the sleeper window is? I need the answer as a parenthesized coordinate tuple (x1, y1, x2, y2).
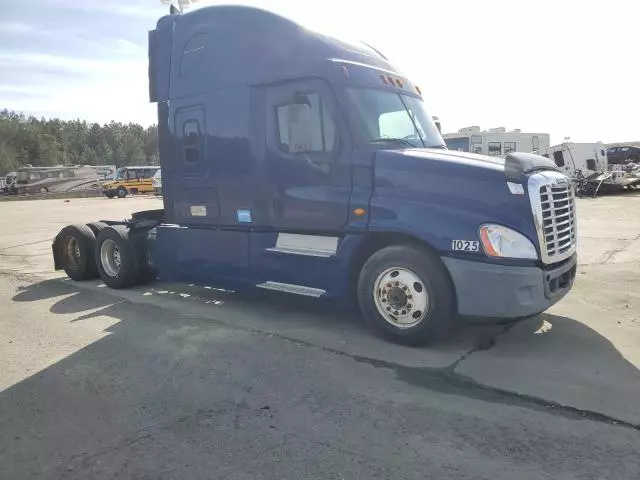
(183, 120, 201, 163)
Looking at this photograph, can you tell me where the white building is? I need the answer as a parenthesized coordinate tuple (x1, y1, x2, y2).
(443, 126, 550, 157)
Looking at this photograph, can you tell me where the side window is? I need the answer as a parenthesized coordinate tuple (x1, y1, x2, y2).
(276, 93, 336, 154)
(586, 159, 596, 170)
(470, 135, 483, 154)
(183, 120, 201, 163)
(488, 142, 502, 156)
(553, 151, 565, 167)
(532, 136, 540, 151)
(504, 142, 516, 154)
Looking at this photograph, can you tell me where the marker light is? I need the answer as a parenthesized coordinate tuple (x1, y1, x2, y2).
(479, 224, 538, 260)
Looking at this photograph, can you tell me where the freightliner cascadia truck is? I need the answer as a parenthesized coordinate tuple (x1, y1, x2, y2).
(51, 5, 577, 345)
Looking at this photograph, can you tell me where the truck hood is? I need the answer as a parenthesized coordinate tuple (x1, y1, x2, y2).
(402, 148, 505, 171)
(386, 148, 559, 183)
(370, 148, 559, 253)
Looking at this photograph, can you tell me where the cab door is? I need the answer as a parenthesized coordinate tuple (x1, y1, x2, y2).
(264, 79, 351, 231)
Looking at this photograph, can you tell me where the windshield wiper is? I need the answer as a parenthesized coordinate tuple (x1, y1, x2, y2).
(427, 144, 447, 149)
(368, 137, 416, 148)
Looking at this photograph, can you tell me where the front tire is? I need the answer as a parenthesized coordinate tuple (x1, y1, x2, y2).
(95, 225, 140, 289)
(357, 245, 455, 346)
(116, 186, 128, 198)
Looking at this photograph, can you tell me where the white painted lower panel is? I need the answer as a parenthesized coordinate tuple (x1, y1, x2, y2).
(256, 281, 326, 298)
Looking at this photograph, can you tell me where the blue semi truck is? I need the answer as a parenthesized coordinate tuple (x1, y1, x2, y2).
(52, 5, 577, 345)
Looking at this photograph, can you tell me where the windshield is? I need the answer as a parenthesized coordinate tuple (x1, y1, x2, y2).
(346, 88, 445, 149)
(114, 167, 126, 180)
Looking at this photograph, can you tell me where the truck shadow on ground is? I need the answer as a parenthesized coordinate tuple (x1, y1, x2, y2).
(10, 277, 640, 394)
(3, 277, 640, 479)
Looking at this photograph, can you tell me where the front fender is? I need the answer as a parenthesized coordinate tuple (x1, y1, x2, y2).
(369, 161, 538, 261)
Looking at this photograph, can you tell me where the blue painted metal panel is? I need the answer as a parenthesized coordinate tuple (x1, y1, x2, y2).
(154, 225, 249, 288)
(250, 232, 364, 299)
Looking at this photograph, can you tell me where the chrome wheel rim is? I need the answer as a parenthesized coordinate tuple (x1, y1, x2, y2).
(373, 267, 429, 328)
(100, 239, 121, 277)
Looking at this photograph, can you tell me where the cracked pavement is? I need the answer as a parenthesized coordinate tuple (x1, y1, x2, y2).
(1, 195, 639, 479)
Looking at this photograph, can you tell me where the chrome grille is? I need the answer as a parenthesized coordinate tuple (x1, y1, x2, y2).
(528, 171, 577, 264)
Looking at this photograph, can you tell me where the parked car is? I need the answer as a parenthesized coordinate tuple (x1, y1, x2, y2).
(607, 145, 640, 165)
(152, 169, 162, 196)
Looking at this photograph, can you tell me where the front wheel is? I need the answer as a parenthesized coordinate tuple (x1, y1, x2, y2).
(116, 186, 128, 198)
(357, 245, 455, 346)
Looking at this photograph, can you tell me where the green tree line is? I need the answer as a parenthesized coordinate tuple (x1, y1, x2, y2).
(0, 109, 159, 175)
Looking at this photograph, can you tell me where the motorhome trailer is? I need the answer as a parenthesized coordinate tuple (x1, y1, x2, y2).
(443, 127, 550, 157)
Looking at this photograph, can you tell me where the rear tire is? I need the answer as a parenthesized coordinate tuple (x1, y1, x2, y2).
(357, 245, 455, 346)
(86, 221, 108, 237)
(95, 225, 139, 289)
(116, 186, 128, 198)
(57, 224, 99, 281)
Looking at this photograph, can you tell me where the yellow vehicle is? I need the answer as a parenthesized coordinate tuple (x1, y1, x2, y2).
(102, 166, 160, 198)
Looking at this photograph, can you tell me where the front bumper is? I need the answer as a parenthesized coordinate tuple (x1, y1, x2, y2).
(442, 254, 577, 318)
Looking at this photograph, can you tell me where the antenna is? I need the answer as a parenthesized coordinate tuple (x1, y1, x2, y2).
(160, 0, 200, 15)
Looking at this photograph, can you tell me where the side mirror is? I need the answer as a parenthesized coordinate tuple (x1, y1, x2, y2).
(432, 116, 441, 133)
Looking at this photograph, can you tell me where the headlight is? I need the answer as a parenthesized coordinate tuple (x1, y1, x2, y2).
(479, 224, 538, 260)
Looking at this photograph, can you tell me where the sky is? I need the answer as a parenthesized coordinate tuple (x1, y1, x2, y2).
(1, 0, 639, 144)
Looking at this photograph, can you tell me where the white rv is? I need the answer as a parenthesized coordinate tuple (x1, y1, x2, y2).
(537, 142, 608, 178)
(443, 127, 550, 157)
(538, 142, 640, 194)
